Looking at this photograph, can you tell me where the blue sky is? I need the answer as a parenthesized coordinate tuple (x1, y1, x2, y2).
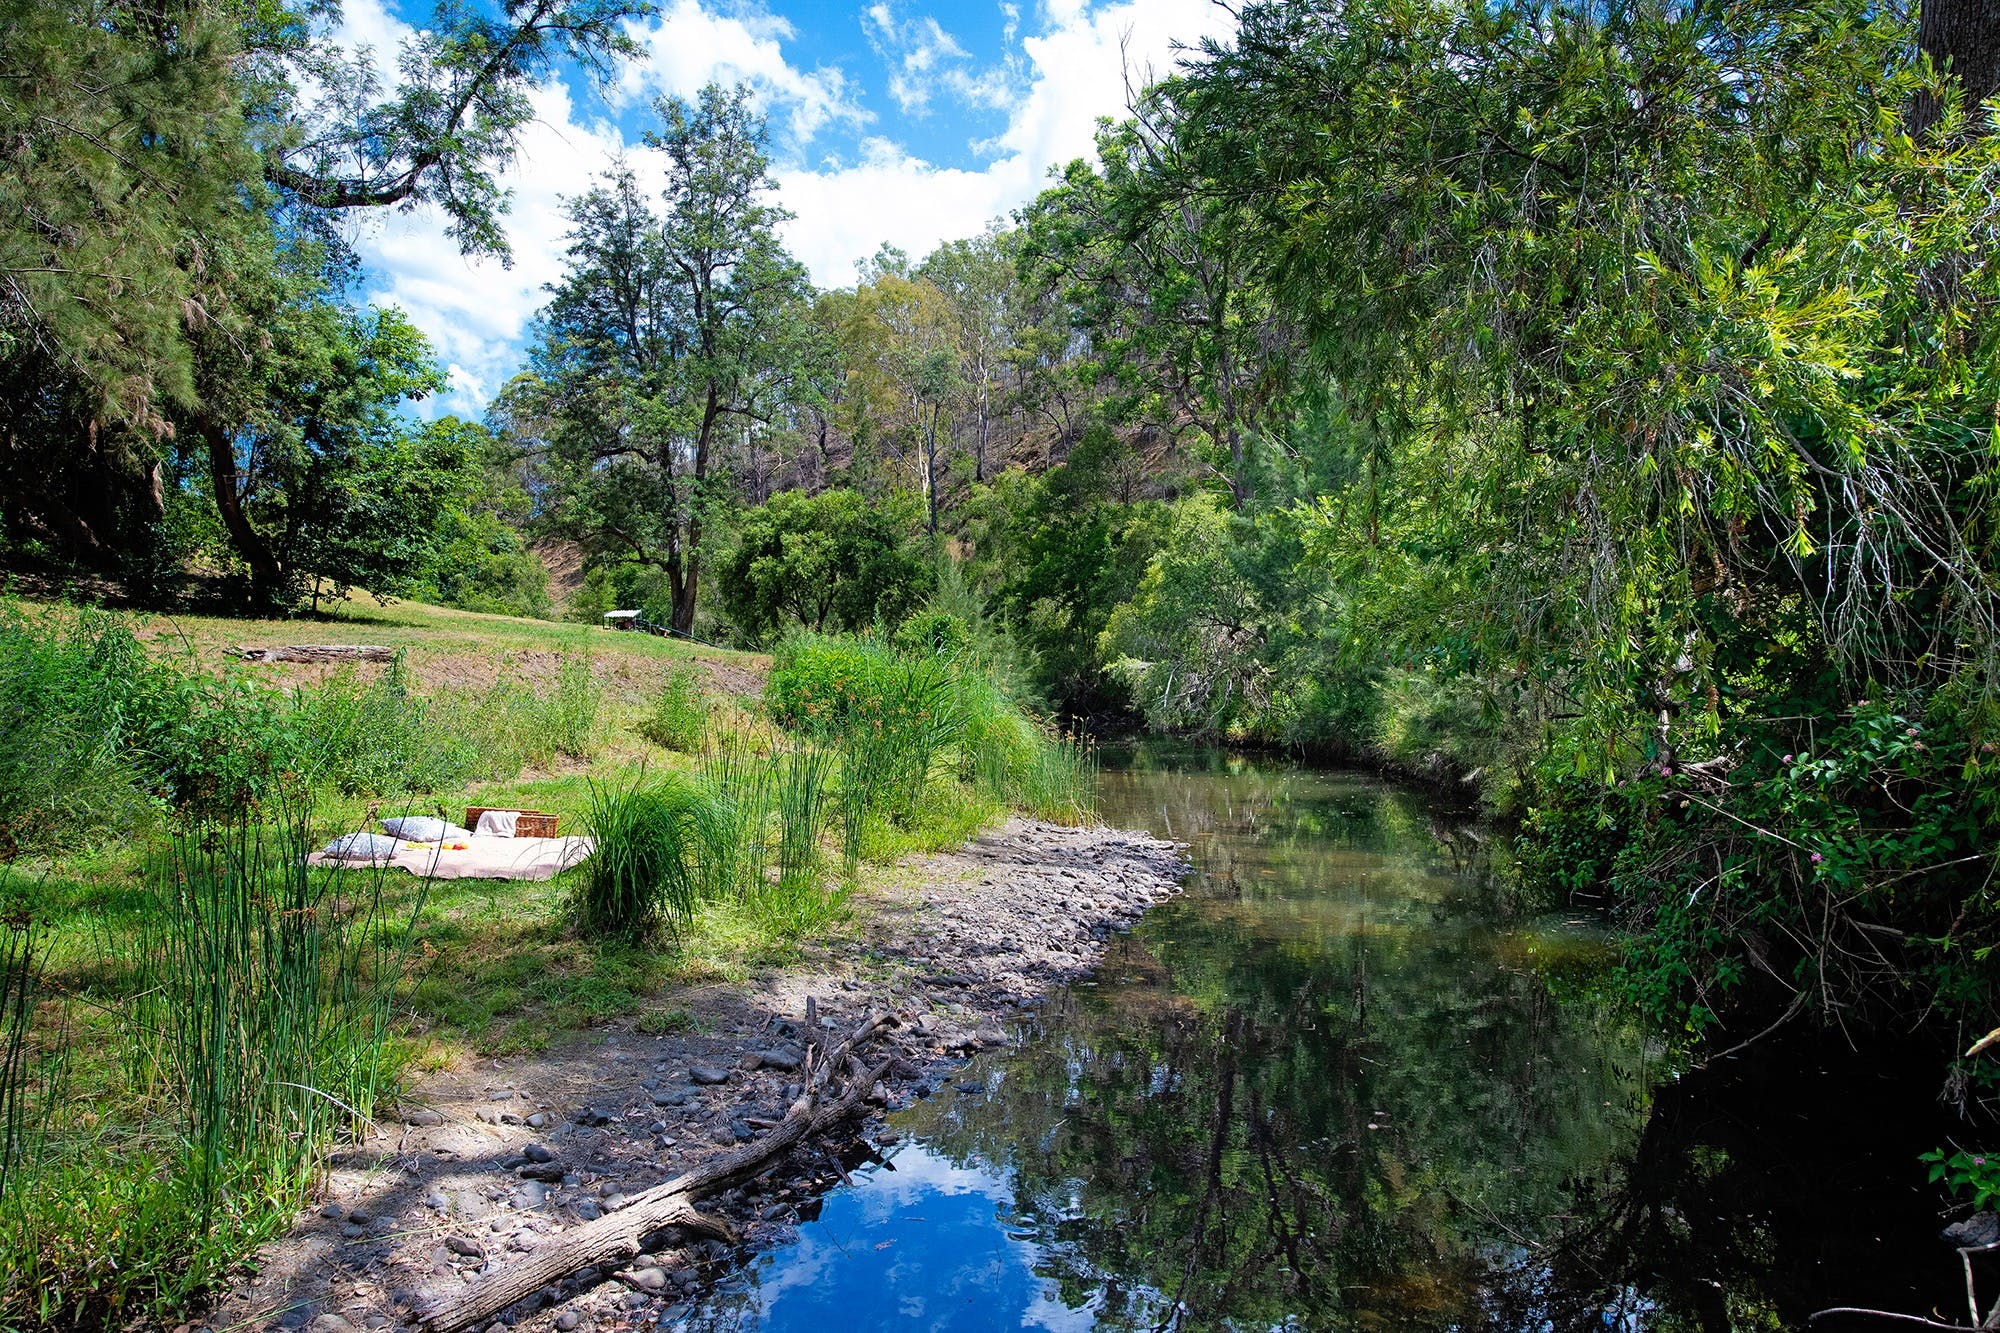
(335, 0, 1237, 416)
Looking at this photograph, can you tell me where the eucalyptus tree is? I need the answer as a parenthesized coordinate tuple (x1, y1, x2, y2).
(528, 85, 812, 633)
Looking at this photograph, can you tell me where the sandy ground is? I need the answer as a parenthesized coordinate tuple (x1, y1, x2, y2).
(202, 818, 1186, 1333)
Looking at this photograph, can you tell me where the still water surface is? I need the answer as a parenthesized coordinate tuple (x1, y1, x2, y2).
(682, 745, 1961, 1331)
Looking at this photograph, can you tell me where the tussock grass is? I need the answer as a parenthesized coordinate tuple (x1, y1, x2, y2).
(573, 773, 715, 940)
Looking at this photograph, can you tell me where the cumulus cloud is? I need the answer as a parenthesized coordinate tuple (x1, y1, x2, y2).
(613, 0, 869, 143)
(336, 0, 1236, 415)
(861, 4, 996, 117)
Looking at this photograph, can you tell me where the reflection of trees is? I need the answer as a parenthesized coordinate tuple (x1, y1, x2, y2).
(900, 762, 1648, 1330)
(1481, 1028, 1970, 1331)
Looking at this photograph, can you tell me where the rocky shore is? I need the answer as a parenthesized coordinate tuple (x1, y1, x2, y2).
(205, 818, 1186, 1333)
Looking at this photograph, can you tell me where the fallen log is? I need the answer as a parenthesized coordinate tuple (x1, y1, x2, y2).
(238, 644, 395, 663)
(419, 1009, 898, 1333)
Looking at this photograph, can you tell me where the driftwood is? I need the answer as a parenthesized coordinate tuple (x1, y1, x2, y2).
(420, 1006, 900, 1333)
(238, 644, 395, 663)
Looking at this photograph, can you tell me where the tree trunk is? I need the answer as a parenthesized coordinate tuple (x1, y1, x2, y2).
(1912, 0, 2000, 136)
(202, 418, 284, 607)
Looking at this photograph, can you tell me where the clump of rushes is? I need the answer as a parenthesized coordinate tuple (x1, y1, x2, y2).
(141, 804, 423, 1225)
(696, 748, 772, 898)
(773, 746, 834, 896)
(640, 664, 709, 753)
(0, 801, 427, 1328)
(574, 773, 715, 939)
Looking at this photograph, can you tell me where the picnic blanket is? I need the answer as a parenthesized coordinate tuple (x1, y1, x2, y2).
(309, 835, 594, 882)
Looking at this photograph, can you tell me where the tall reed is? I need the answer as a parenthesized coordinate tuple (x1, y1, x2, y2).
(140, 803, 424, 1225)
(0, 904, 42, 1204)
(696, 748, 772, 898)
(774, 746, 833, 894)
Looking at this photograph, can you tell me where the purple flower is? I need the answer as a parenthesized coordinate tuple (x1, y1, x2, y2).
(1782, 754, 1794, 763)
(1906, 727, 1919, 737)
(1811, 852, 1824, 864)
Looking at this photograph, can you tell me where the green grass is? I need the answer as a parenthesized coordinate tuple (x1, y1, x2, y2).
(0, 602, 1089, 1330)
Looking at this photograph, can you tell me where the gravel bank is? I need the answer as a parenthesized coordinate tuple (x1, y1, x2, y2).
(207, 818, 1186, 1333)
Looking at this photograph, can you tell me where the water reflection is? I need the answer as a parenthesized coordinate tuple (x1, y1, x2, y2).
(683, 745, 1963, 1331)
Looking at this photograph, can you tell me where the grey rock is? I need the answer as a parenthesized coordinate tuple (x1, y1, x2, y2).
(650, 1089, 694, 1107)
(514, 1180, 549, 1208)
(446, 1235, 485, 1258)
(573, 1199, 601, 1222)
(754, 1048, 801, 1072)
(525, 1112, 550, 1129)
(554, 1312, 584, 1331)
(308, 1316, 357, 1333)
(689, 1065, 730, 1085)
(402, 1109, 444, 1126)
(517, 1161, 565, 1183)
(425, 1188, 452, 1212)
(573, 1106, 616, 1126)
(626, 1266, 669, 1293)
(1944, 1211, 2000, 1248)
(618, 1290, 651, 1310)
(522, 1142, 558, 1163)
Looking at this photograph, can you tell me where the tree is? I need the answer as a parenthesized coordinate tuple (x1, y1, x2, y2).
(918, 228, 1019, 484)
(188, 276, 471, 609)
(529, 85, 811, 633)
(716, 488, 931, 643)
(1912, 0, 2000, 136)
(0, 0, 646, 598)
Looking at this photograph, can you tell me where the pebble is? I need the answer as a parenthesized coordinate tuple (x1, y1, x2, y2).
(626, 1266, 669, 1293)
(446, 1235, 484, 1258)
(514, 1181, 549, 1208)
(517, 1161, 565, 1183)
(555, 1313, 584, 1331)
(689, 1065, 730, 1085)
(402, 1109, 444, 1126)
(574, 1199, 602, 1222)
(522, 1142, 558, 1164)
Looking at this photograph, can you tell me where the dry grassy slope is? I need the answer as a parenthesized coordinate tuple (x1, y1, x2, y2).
(121, 594, 768, 707)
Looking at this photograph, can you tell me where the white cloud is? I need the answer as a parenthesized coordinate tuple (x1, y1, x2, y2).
(781, 0, 1235, 286)
(862, 4, 1025, 119)
(613, 0, 869, 143)
(337, 0, 1236, 415)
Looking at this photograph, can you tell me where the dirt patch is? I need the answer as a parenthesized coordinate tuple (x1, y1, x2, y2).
(204, 820, 1185, 1333)
(532, 543, 587, 615)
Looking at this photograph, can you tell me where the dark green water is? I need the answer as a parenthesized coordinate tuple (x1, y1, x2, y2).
(679, 745, 1963, 1331)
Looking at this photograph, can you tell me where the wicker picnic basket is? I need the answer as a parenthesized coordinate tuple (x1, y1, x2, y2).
(465, 807, 559, 838)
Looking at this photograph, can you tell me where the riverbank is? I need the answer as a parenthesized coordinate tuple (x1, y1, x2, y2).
(204, 819, 1187, 1333)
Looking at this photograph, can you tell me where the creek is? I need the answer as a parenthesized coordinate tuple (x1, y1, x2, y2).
(680, 743, 1966, 1330)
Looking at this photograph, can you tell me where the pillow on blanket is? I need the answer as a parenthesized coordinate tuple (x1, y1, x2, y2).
(379, 815, 473, 842)
(322, 832, 403, 861)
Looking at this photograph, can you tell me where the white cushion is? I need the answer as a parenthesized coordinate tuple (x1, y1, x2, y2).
(380, 815, 473, 842)
(323, 832, 403, 860)
(474, 809, 520, 837)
